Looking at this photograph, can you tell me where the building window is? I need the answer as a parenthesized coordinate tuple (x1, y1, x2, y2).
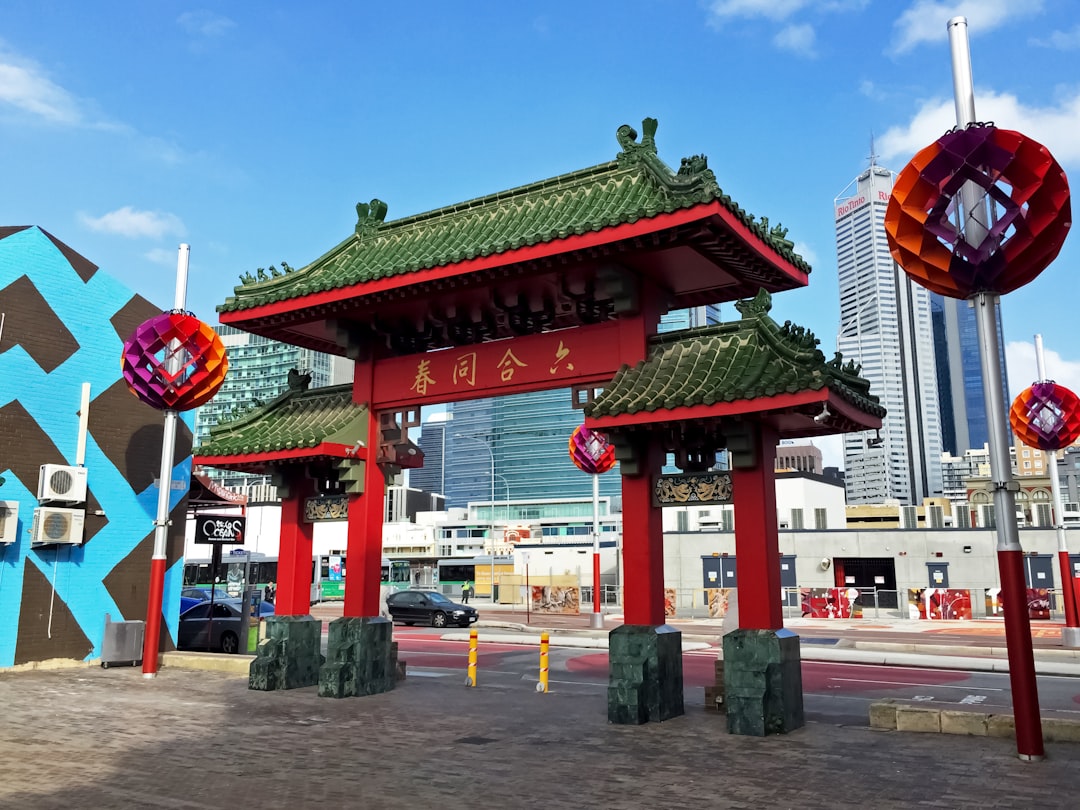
(791, 509, 804, 530)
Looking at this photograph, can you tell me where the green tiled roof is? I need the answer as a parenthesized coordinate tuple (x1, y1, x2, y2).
(220, 118, 809, 314)
(584, 289, 885, 420)
(195, 383, 367, 459)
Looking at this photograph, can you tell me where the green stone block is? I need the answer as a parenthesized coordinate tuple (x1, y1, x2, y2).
(722, 628, 804, 736)
(248, 615, 324, 691)
(607, 625, 684, 725)
(318, 617, 397, 699)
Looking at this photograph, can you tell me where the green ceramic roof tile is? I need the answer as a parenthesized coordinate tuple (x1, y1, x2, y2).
(221, 118, 810, 314)
(584, 289, 886, 421)
(195, 383, 367, 459)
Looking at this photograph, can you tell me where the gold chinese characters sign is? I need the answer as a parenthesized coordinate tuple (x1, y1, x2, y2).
(652, 472, 733, 507)
(304, 495, 349, 522)
(372, 322, 622, 409)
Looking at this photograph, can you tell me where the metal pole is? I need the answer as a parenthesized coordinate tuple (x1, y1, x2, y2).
(590, 473, 603, 628)
(948, 16, 1042, 759)
(1035, 335, 1080, 644)
(142, 243, 190, 678)
(489, 445, 495, 605)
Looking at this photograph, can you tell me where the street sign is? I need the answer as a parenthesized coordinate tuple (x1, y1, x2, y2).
(194, 515, 246, 545)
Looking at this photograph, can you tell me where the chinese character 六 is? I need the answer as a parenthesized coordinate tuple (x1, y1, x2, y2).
(549, 340, 575, 374)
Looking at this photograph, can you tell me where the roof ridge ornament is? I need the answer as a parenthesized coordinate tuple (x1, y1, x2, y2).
(733, 288, 772, 318)
(615, 117, 659, 162)
(355, 198, 388, 238)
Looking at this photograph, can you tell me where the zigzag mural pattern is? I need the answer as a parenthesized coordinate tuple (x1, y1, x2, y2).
(0, 226, 192, 667)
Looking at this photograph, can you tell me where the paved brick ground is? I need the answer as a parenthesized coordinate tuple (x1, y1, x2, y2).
(2, 666, 1079, 809)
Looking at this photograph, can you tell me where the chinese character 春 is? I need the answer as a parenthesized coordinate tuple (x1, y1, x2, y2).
(549, 340, 575, 374)
(411, 359, 437, 395)
(497, 349, 527, 382)
(453, 352, 477, 387)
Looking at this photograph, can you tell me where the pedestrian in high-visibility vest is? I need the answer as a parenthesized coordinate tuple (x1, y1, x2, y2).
(462, 581, 473, 604)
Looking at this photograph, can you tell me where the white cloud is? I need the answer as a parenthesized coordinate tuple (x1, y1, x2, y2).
(1005, 341, 1080, 400)
(143, 247, 180, 266)
(708, 0, 811, 22)
(876, 88, 1080, 168)
(774, 23, 817, 57)
(1030, 25, 1080, 50)
(793, 240, 818, 268)
(79, 207, 186, 239)
(0, 51, 84, 126)
(889, 0, 1044, 55)
(177, 11, 235, 38)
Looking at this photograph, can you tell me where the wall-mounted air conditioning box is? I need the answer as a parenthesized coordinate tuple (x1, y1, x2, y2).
(0, 501, 19, 544)
(30, 506, 86, 547)
(37, 464, 88, 504)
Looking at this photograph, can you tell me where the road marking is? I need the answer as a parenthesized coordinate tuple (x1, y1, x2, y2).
(912, 695, 935, 701)
(828, 677, 1003, 691)
(960, 695, 987, 704)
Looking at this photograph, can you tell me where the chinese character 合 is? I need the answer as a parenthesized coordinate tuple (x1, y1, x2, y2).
(549, 340, 575, 374)
(411, 359, 437, 395)
(497, 349, 527, 382)
(453, 352, 477, 387)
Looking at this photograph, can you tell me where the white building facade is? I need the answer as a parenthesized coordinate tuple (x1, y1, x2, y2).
(834, 163, 943, 505)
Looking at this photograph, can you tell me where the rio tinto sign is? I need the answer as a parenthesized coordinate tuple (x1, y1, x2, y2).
(835, 189, 890, 218)
(194, 515, 246, 545)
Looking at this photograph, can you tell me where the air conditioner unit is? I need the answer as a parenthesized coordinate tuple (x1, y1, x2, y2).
(0, 501, 19, 544)
(38, 464, 88, 504)
(31, 507, 85, 547)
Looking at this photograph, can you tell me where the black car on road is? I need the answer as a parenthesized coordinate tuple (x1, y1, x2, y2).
(386, 590, 478, 628)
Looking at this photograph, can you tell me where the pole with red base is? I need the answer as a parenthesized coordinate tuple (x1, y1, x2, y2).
(1035, 335, 1080, 645)
(141, 245, 190, 678)
(590, 473, 603, 629)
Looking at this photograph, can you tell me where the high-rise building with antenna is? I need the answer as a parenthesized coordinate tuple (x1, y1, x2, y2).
(834, 156, 943, 504)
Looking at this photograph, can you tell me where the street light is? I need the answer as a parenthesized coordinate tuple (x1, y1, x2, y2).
(454, 433, 496, 603)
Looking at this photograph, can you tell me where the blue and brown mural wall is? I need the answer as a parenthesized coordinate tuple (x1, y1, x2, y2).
(0, 226, 192, 667)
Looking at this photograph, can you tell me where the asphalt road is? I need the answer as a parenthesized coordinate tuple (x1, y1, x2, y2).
(390, 627, 1080, 726)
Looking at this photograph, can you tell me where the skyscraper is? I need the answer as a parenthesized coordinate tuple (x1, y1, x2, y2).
(834, 161, 943, 504)
(931, 294, 1011, 456)
(194, 324, 353, 489)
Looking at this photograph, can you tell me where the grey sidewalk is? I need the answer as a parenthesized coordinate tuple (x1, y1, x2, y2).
(2, 666, 1080, 809)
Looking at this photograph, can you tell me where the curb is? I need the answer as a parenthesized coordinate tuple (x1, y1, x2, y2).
(869, 699, 1080, 743)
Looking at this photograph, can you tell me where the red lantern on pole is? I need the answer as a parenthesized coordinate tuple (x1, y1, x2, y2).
(1009, 382, 1080, 451)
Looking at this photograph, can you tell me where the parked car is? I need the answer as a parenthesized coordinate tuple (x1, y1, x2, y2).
(177, 598, 275, 654)
(385, 590, 478, 628)
(181, 587, 213, 601)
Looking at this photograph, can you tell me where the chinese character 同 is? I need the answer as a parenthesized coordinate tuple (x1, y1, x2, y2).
(453, 352, 477, 387)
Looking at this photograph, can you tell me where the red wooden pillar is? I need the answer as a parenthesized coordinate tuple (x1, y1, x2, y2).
(344, 360, 386, 618)
(730, 422, 783, 630)
(621, 437, 666, 626)
(276, 472, 315, 615)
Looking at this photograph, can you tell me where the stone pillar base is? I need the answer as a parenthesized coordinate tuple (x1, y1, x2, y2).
(607, 624, 684, 725)
(249, 615, 324, 691)
(318, 616, 397, 699)
(723, 628, 804, 736)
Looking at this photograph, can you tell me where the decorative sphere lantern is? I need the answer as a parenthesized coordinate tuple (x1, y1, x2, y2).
(122, 311, 228, 411)
(568, 425, 616, 474)
(885, 123, 1071, 298)
(1009, 381, 1080, 451)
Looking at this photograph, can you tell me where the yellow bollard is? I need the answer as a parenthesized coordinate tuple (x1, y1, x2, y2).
(537, 631, 549, 693)
(466, 628, 478, 687)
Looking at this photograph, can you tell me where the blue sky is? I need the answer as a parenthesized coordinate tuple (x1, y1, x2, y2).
(3, 1, 1080, 466)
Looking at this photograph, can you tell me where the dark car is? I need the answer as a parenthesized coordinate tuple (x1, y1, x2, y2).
(177, 598, 275, 654)
(386, 590, 478, 628)
(182, 587, 213, 601)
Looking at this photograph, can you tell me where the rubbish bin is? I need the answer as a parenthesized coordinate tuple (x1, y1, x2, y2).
(244, 587, 263, 653)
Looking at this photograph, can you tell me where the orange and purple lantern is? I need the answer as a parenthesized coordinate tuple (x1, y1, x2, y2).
(885, 123, 1071, 299)
(1009, 381, 1080, 451)
(122, 310, 228, 411)
(569, 425, 616, 475)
